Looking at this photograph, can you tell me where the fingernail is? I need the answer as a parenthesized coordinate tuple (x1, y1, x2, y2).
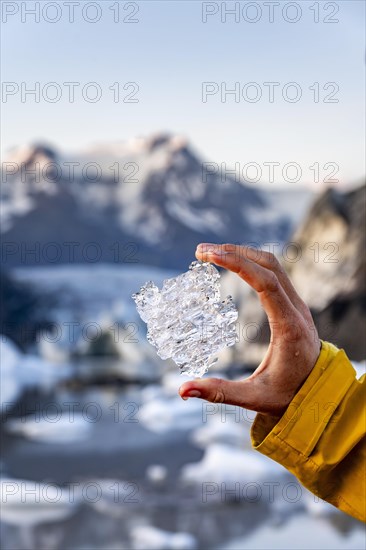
(197, 243, 215, 253)
(185, 390, 202, 398)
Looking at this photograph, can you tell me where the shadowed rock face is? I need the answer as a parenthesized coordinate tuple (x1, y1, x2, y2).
(0, 270, 55, 350)
(1, 135, 297, 270)
(286, 184, 366, 312)
(287, 184, 366, 361)
(222, 183, 366, 364)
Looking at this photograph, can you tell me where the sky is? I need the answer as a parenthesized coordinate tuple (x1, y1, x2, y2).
(1, 0, 365, 187)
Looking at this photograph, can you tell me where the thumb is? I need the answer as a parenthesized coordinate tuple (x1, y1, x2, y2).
(179, 377, 249, 407)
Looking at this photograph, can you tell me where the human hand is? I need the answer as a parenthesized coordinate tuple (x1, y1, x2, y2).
(179, 243, 321, 415)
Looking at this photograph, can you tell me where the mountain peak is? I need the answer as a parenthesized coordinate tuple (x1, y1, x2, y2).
(4, 143, 58, 166)
(1, 134, 296, 269)
(124, 133, 188, 154)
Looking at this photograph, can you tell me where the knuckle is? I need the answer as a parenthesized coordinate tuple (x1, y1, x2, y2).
(269, 251, 276, 263)
(282, 318, 304, 343)
(300, 302, 314, 323)
(275, 262, 287, 278)
(263, 250, 278, 267)
(212, 379, 226, 404)
(266, 272, 280, 292)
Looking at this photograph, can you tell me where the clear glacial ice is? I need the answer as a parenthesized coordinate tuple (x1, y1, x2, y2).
(132, 261, 238, 377)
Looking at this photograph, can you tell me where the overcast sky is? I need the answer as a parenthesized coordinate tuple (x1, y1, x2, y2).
(1, 0, 365, 187)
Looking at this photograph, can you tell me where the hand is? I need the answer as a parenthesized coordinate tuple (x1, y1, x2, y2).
(179, 243, 321, 415)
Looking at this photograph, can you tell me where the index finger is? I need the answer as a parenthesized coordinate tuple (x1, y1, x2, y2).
(196, 243, 299, 326)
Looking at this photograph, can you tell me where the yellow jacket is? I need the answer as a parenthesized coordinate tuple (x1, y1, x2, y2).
(251, 341, 366, 522)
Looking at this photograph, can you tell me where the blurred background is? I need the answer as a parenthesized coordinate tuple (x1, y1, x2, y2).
(1, 1, 365, 549)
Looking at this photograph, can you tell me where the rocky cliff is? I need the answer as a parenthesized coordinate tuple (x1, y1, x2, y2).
(224, 183, 366, 364)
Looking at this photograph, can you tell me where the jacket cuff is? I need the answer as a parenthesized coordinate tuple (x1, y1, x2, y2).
(251, 341, 356, 465)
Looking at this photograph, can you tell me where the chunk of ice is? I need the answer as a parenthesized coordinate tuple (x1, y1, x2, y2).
(132, 261, 238, 377)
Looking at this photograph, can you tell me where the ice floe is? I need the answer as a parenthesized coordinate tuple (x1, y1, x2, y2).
(5, 413, 93, 444)
(129, 525, 197, 550)
(181, 443, 284, 487)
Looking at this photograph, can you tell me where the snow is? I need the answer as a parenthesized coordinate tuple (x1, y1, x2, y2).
(129, 525, 197, 550)
(166, 199, 225, 234)
(0, 339, 70, 409)
(191, 411, 250, 449)
(5, 413, 93, 444)
(181, 443, 284, 487)
(0, 478, 81, 526)
(145, 465, 168, 485)
(139, 396, 203, 433)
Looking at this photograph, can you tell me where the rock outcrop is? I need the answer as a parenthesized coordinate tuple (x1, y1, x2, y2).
(224, 183, 366, 364)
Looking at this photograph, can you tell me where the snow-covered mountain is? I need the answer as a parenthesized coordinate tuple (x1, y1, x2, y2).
(1, 134, 310, 269)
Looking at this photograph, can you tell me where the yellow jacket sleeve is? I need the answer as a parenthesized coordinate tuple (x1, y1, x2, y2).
(251, 341, 366, 522)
